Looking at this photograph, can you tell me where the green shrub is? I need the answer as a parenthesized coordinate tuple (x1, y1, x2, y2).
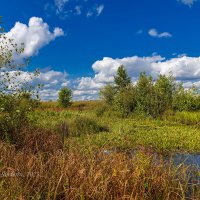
(0, 94, 39, 143)
(0, 21, 40, 144)
(113, 86, 136, 117)
(173, 87, 200, 111)
(95, 105, 107, 117)
(58, 87, 72, 108)
(135, 73, 155, 116)
(99, 84, 116, 105)
(114, 65, 131, 90)
(69, 116, 109, 136)
(100, 66, 200, 118)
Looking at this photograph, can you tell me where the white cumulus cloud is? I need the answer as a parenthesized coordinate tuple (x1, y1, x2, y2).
(5, 54, 200, 101)
(74, 55, 200, 100)
(4, 54, 200, 101)
(1, 69, 69, 101)
(6, 17, 64, 58)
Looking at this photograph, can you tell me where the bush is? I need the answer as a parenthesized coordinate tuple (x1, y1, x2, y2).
(114, 65, 131, 90)
(100, 67, 200, 118)
(99, 84, 116, 105)
(135, 73, 155, 116)
(113, 86, 136, 117)
(95, 104, 108, 117)
(0, 94, 39, 143)
(173, 87, 200, 111)
(0, 20, 40, 143)
(58, 87, 72, 108)
(69, 116, 109, 136)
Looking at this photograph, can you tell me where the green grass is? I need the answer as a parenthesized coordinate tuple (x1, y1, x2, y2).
(30, 107, 200, 154)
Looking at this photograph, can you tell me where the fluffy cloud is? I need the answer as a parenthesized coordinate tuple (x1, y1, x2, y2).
(21, 70, 100, 101)
(0, 69, 69, 101)
(74, 55, 200, 100)
(73, 89, 99, 101)
(92, 55, 200, 81)
(177, 0, 197, 7)
(6, 17, 64, 59)
(5, 55, 200, 101)
(148, 29, 172, 38)
(32, 70, 69, 100)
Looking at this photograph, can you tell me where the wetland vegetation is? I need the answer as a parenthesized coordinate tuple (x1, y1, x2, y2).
(0, 17, 200, 200)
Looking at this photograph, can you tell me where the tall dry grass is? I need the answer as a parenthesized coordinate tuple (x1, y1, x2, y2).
(0, 126, 199, 200)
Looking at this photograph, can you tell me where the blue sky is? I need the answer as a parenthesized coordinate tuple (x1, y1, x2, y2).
(2, 0, 200, 100)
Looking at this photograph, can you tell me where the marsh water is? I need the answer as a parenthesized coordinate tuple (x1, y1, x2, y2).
(171, 153, 200, 169)
(103, 148, 200, 185)
(104, 149, 200, 168)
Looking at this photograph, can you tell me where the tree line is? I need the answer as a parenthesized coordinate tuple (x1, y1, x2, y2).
(100, 65, 200, 118)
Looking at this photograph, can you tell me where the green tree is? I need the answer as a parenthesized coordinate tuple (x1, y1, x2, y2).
(58, 87, 72, 108)
(153, 74, 176, 116)
(135, 72, 155, 115)
(114, 65, 131, 90)
(100, 84, 116, 105)
(173, 85, 200, 111)
(99, 63, 200, 118)
(0, 18, 39, 95)
(113, 85, 136, 117)
(0, 18, 40, 143)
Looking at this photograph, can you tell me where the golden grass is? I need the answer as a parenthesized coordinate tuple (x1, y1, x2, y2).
(39, 100, 102, 112)
(0, 126, 199, 200)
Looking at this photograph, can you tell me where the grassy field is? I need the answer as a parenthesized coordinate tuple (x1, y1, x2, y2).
(0, 101, 200, 199)
(34, 101, 200, 154)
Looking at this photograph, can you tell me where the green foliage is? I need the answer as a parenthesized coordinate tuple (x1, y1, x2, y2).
(100, 84, 116, 105)
(100, 66, 200, 118)
(113, 86, 136, 117)
(135, 72, 155, 115)
(0, 21, 39, 95)
(173, 86, 200, 111)
(58, 87, 72, 108)
(95, 103, 109, 117)
(114, 65, 131, 90)
(0, 93, 39, 142)
(69, 116, 108, 136)
(153, 74, 176, 116)
(0, 19, 40, 143)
